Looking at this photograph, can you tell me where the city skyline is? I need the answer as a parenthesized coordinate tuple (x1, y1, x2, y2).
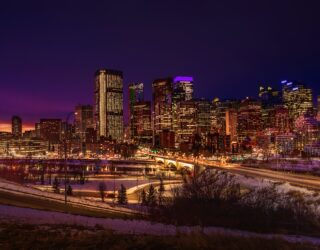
(0, 76, 319, 132)
(1, 1, 320, 130)
(1, 2, 320, 248)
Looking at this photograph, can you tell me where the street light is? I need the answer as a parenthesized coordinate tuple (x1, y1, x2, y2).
(64, 111, 77, 206)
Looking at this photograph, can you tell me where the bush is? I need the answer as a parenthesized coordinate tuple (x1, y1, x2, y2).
(117, 184, 128, 205)
(151, 170, 320, 236)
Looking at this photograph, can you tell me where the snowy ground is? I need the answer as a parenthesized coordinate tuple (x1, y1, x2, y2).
(234, 172, 319, 197)
(0, 204, 319, 246)
(71, 177, 157, 192)
(244, 159, 320, 172)
(33, 177, 157, 194)
(0, 178, 137, 214)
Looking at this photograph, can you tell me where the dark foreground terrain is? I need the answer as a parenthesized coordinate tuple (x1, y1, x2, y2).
(0, 222, 317, 250)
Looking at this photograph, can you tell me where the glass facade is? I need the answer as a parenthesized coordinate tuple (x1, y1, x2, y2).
(94, 69, 123, 141)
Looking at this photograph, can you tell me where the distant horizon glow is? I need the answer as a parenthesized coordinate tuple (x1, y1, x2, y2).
(0, 123, 34, 133)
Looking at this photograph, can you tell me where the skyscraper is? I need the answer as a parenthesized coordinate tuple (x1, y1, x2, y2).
(237, 98, 262, 146)
(11, 116, 22, 138)
(129, 82, 144, 140)
(273, 106, 290, 133)
(225, 108, 238, 143)
(94, 69, 124, 141)
(281, 80, 313, 123)
(39, 119, 62, 144)
(195, 98, 211, 135)
(172, 76, 194, 102)
(152, 78, 173, 145)
(210, 99, 239, 135)
(258, 85, 282, 129)
(295, 113, 319, 151)
(35, 122, 41, 138)
(129, 83, 144, 107)
(171, 76, 194, 148)
(131, 101, 152, 145)
(174, 100, 197, 150)
(75, 105, 94, 142)
(317, 95, 320, 121)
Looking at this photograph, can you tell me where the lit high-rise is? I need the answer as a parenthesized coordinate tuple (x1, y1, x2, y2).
(11, 116, 22, 138)
(281, 80, 313, 122)
(237, 98, 262, 146)
(129, 82, 144, 140)
(194, 98, 211, 137)
(152, 78, 173, 143)
(172, 76, 194, 148)
(258, 85, 282, 129)
(225, 108, 238, 143)
(94, 69, 124, 141)
(174, 100, 197, 150)
(131, 101, 152, 145)
(75, 105, 94, 142)
(317, 95, 320, 121)
(39, 119, 62, 144)
(172, 76, 194, 102)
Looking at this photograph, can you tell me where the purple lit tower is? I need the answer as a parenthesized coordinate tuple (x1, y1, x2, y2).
(173, 76, 194, 101)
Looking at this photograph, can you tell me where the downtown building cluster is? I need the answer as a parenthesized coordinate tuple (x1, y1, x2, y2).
(0, 69, 319, 157)
(130, 78, 319, 157)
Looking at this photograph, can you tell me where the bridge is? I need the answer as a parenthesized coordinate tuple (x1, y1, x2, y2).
(0, 155, 197, 174)
(150, 154, 320, 191)
(153, 156, 194, 170)
(0, 157, 154, 166)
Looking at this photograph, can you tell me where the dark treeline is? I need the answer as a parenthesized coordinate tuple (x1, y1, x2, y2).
(149, 170, 320, 237)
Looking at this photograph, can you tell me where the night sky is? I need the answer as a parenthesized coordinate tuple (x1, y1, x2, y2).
(1, 0, 320, 131)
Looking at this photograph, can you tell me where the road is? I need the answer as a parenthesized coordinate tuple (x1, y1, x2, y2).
(212, 164, 320, 190)
(0, 178, 141, 216)
(152, 154, 320, 190)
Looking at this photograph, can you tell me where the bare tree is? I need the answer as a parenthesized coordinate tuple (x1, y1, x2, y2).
(158, 178, 165, 206)
(98, 182, 107, 202)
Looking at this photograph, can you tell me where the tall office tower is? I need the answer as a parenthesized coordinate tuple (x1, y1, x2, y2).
(94, 69, 124, 141)
(210, 98, 220, 133)
(131, 101, 152, 145)
(273, 106, 290, 133)
(174, 100, 197, 150)
(317, 95, 320, 121)
(237, 98, 262, 146)
(11, 116, 22, 137)
(39, 119, 62, 144)
(35, 122, 41, 138)
(128, 83, 144, 140)
(281, 80, 313, 123)
(211, 99, 239, 135)
(295, 113, 319, 151)
(152, 78, 173, 142)
(75, 105, 94, 142)
(172, 76, 194, 136)
(61, 121, 75, 140)
(225, 108, 238, 143)
(129, 82, 144, 107)
(172, 76, 194, 102)
(195, 98, 211, 134)
(258, 85, 282, 128)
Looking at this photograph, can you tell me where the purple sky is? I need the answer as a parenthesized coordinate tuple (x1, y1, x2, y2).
(1, 0, 320, 131)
